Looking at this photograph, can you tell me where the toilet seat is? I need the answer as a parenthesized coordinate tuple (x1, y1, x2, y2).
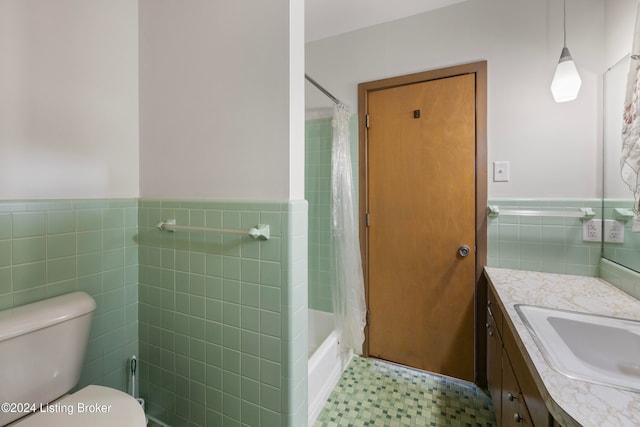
(9, 385, 146, 427)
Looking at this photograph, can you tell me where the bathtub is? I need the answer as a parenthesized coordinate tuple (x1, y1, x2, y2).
(307, 309, 352, 426)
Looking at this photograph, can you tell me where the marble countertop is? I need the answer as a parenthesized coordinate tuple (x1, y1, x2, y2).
(484, 267, 640, 427)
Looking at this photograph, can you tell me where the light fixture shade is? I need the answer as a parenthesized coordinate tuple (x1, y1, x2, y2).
(551, 47, 582, 103)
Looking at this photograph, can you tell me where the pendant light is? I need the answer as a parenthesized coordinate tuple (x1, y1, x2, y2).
(550, 0, 581, 103)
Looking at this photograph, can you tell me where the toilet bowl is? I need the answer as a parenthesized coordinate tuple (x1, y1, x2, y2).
(0, 292, 145, 427)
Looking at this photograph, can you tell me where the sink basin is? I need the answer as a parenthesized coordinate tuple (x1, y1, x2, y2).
(515, 304, 640, 393)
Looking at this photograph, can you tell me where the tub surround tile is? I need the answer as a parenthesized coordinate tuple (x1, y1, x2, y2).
(306, 117, 334, 313)
(305, 116, 358, 314)
(485, 267, 640, 427)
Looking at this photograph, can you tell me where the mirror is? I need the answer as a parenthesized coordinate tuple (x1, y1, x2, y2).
(603, 54, 640, 273)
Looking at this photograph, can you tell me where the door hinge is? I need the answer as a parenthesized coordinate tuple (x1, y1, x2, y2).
(365, 212, 370, 227)
(365, 114, 370, 129)
(366, 310, 370, 325)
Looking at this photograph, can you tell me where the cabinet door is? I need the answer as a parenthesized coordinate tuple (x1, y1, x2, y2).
(488, 286, 503, 336)
(487, 308, 502, 424)
(502, 350, 532, 426)
(503, 312, 552, 427)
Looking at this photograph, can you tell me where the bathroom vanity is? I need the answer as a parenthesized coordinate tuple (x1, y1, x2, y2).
(484, 267, 640, 427)
(487, 280, 554, 427)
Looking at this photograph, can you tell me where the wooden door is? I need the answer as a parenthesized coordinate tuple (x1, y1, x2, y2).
(365, 73, 477, 381)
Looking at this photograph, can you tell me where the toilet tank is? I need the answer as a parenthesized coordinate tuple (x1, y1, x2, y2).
(0, 292, 96, 426)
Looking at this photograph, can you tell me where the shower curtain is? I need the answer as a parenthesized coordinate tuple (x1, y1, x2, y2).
(622, 2, 640, 217)
(330, 103, 367, 356)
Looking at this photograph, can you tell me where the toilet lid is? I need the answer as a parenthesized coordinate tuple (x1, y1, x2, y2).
(10, 385, 146, 427)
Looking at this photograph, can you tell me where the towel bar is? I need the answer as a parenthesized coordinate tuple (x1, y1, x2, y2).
(487, 206, 595, 219)
(157, 219, 270, 240)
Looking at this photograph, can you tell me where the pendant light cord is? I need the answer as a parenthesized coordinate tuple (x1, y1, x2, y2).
(563, 0, 567, 48)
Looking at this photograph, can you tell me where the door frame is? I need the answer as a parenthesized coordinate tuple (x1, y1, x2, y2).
(357, 61, 488, 385)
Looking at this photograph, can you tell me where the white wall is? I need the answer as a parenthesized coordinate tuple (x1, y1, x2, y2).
(290, 0, 306, 200)
(606, 0, 636, 67)
(139, 0, 305, 201)
(0, 0, 139, 199)
(306, 0, 606, 199)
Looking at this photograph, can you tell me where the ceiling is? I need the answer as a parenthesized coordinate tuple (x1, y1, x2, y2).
(305, 0, 469, 42)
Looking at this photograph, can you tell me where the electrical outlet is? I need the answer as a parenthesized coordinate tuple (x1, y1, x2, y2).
(603, 219, 625, 243)
(582, 219, 602, 242)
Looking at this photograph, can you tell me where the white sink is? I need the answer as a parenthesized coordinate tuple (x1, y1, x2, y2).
(515, 304, 640, 393)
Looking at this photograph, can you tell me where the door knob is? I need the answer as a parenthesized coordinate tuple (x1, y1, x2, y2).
(458, 245, 471, 257)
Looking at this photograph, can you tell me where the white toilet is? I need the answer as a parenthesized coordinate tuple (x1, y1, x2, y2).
(0, 292, 146, 427)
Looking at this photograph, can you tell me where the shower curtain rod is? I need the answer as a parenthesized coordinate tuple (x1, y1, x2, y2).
(305, 74, 342, 105)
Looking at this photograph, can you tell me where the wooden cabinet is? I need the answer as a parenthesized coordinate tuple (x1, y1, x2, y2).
(486, 304, 502, 417)
(501, 350, 533, 426)
(486, 285, 555, 427)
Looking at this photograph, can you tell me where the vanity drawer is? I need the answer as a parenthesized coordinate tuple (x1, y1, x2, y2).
(503, 320, 552, 427)
(502, 348, 533, 426)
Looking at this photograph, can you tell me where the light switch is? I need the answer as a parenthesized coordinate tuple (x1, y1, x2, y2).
(493, 161, 510, 182)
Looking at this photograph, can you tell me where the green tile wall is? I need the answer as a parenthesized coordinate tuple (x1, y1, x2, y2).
(137, 199, 308, 427)
(602, 199, 640, 273)
(600, 258, 640, 299)
(0, 199, 138, 392)
(305, 117, 332, 312)
(305, 115, 358, 313)
(487, 199, 602, 276)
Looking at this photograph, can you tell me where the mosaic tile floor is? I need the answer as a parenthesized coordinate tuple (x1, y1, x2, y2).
(314, 357, 496, 427)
